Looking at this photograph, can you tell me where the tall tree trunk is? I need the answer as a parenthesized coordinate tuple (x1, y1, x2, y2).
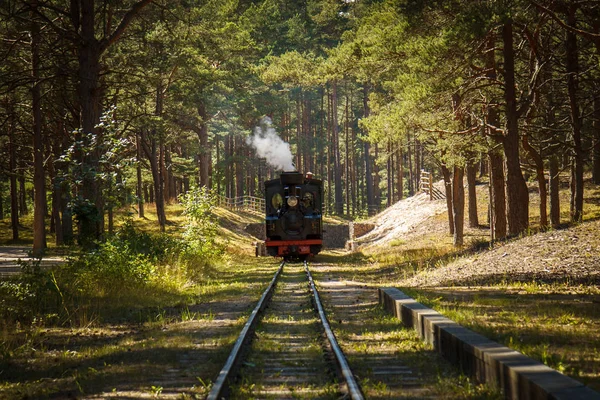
(387, 141, 393, 207)
(136, 133, 144, 218)
(565, 5, 584, 222)
(593, 93, 600, 184)
(522, 133, 548, 229)
(502, 20, 529, 236)
(407, 132, 414, 196)
(235, 135, 244, 198)
(489, 149, 507, 240)
(549, 155, 561, 228)
(76, 0, 152, 245)
(77, 0, 103, 247)
(141, 129, 166, 232)
(441, 164, 454, 234)
(19, 176, 27, 216)
(326, 88, 333, 212)
(363, 85, 374, 214)
(226, 133, 234, 198)
(9, 107, 19, 241)
(296, 91, 302, 172)
(197, 101, 210, 187)
(332, 81, 343, 214)
(345, 88, 350, 214)
(49, 142, 63, 245)
(414, 139, 421, 192)
(452, 166, 465, 247)
(0, 179, 4, 220)
(485, 34, 506, 241)
(155, 83, 167, 229)
(374, 143, 381, 207)
(466, 162, 479, 227)
(397, 141, 404, 201)
(31, 8, 46, 256)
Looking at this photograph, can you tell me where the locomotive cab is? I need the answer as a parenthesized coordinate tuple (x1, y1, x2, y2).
(265, 172, 323, 260)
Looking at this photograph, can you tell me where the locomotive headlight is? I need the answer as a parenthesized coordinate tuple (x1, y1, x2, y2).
(287, 196, 298, 207)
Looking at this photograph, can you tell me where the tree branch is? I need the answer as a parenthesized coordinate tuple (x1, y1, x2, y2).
(530, 1, 600, 41)
(99, 0, 153, 54)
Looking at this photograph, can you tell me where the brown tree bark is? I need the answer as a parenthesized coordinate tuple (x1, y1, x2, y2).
(522, 133, 548, 228)
(502, 20, 529, 236)
(0, 179, 4, 220)
(136, 133, 144, 218)
(197, 100, 210, 187)
(593, 94, 600, 184)
(141, 128, 166, 232)
(31, 6, 46, 256)
(441, 164, 454, 235)
(19, 176, 27, 216)
(549, 155, 561, 228)
(452, 166, 465, 247)
(390, 143, 395, 203)
(397, 141, 404, 201)
(466, 162, 479, 227)
(374, 143, 381, 207)
(407, 132, 414, 196)
(235, 135, 243, 198)
(565, 5, 584, 222)
(76, 0, 152, 245)
(9, 105, 19, 241)
(488, 149, 507, 240)
(362, 85, 375, 214)
(332, 81, 343, 214)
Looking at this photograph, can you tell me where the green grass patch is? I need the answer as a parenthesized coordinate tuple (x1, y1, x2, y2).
(402, 285, 600, 392)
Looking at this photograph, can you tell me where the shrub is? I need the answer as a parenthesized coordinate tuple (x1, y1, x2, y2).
(178, 186, 225, 278)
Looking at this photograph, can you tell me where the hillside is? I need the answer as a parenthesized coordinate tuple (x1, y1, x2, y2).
(355, 179, 600, 290)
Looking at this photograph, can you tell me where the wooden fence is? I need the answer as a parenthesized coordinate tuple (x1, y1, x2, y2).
(217, 195, 265, 214)
(419, 170, 445, 200)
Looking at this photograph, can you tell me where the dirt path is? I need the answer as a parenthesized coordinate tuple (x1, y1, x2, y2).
(0, 245, 65, 276)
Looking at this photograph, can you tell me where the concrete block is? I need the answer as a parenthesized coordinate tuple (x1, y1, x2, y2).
(378, 287, 600, 400)
(550, 386, 600, 400)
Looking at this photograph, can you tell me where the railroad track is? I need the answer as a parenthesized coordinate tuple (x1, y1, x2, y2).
(207, 260, 364, 400)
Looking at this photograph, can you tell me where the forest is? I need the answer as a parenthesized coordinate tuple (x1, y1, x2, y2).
(1, 0, 600, 252)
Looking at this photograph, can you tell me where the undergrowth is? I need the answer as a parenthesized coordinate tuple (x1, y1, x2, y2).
(0, 186, 224, 334)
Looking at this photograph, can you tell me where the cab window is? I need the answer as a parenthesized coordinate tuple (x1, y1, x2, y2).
(272, 193, 283, 209)
(302, 192, 314, 208)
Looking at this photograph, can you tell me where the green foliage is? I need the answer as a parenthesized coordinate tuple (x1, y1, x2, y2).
(0, 260, 61, 327)
(65, 222, 180, 296)
(178, 186, 225, 276)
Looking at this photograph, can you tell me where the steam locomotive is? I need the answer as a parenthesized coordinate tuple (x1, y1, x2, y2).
(264, 171, 323, 260)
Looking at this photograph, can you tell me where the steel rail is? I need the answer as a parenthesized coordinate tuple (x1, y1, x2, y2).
(207, 260, 285, 400)
(304, 260, 365, 400)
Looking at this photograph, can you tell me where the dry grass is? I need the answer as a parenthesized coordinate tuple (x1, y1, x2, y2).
(359, 175, 600, 392)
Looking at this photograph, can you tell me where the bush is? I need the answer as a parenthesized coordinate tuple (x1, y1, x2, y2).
(0, 260, 61, 328)
(64, 221, 185, 297)
(178, 186, 225, 278)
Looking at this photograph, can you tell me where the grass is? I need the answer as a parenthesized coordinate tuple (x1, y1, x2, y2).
(402, 285, 600, 390)
(360, 175, 600, 393)
(0, 197, 282, 398)
(311, 254, 503, 399)
(0, 253, 279, 398)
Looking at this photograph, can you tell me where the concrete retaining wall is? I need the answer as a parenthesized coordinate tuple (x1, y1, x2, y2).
(349, 222, 375, 239)
(379, 287, 600, 400)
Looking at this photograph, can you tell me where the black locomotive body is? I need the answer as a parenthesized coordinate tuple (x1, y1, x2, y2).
(264, 172, 323, 260)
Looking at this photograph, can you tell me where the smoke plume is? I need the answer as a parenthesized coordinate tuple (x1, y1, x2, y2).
(246, 117, 295, 172)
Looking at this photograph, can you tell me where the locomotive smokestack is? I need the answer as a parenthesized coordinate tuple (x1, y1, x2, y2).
(279, 171, 304, 185)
